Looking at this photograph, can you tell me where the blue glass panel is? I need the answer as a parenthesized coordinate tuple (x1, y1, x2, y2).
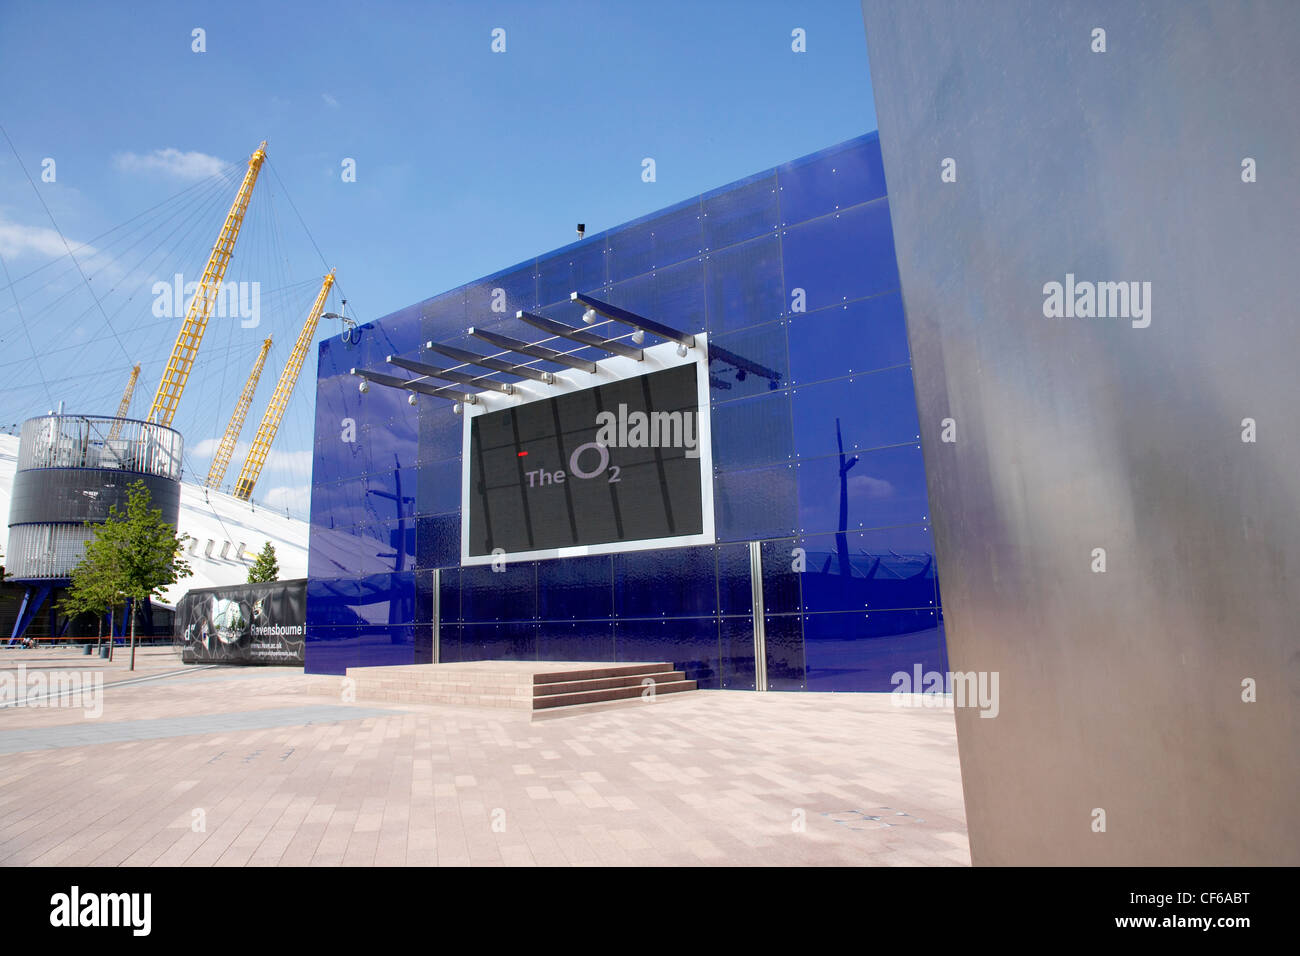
(707, 320, 788, 402)
(710, 389, 793, 471)
(718, 616, 757, 690)
(537, 619, 615, 662)
(778, 135, 887, 225)
(461, 563, 537, 622)
(462, 621, 537, 661)
(795, 526, 936, 613)
(705, 232, 784, 334)
(782, 199, 899, 312)
(463, 263, 539, 323)
(415, 512, 460, 570)
(614, 546, 718, 619)
(759, 537, 802, 615)
(605, 258, 707, 341)
(361, 413, 418, 471)
(305, 624, 359, 675)
(414, 569, 433, 625)
(308, 522, 360, 579)
(317, 335, 363, 382)
(436, 623, 462, 663)
(310, 477, 366, 533)
(614, 616, 720, 689)
(802, 609, 943, 692)
(308, 577, 367, 626)
(787, 292, 911, 385)
(313, 436, 368, 486)
(607, 199, 704, 284)
(356, 623, 415, 669)
(537, 554, 614, 620)
(354, 518, 417, 575)
(438, 566, 460, 622)
(332, 571, 414, 626)
(703, 172, 779, 250)
(796, 444, 929, 534)
(538, 237, 608, 307)
(419, 289, 468, 345)
(791, 366, 921, 460)
(363, 468, 419, 521)
(416, 457, 461, 516)
(762, 613, 805, 690)
(358, 305, 426, 370)
(714, 463, 797, 541)
(418, 402, 463, 465)
(716, 543, 752, 616)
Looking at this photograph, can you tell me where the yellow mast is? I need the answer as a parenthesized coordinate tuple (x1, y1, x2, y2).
(233, 270, 335, 501)
(147, 141, 267, 428)
(106, 364, 140, 440)
(206, 336, 272, 489)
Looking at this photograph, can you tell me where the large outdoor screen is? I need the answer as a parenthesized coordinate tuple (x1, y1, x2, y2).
(464, 363, 707, 560)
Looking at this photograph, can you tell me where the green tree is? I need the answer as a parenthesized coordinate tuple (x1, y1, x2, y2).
(75, 480, 192, 670)
(247, 541, 279, 584)
(59, 538, 127, 656)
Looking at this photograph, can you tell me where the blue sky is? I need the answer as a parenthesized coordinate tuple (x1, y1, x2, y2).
(0, 0, 876, 516)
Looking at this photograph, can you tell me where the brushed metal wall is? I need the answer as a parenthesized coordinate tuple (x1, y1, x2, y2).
(860, 0, 1299, 864)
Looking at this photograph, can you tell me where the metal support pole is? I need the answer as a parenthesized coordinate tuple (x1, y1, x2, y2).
(431, 568, 441, 665)
(748, 541, 768, 692)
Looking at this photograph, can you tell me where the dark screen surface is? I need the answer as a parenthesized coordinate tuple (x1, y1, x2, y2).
(466, 363, 704, 558)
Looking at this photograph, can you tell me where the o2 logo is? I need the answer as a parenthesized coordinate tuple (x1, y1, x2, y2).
(523, 442, 622, 488)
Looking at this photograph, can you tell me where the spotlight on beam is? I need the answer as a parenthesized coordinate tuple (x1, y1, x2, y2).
(358, 378, 370, 394)
(582, 308, 597, 325)
(676, 343, 689, 357)
(408, 392, 417, 406)
(631, 329, 645, 345)
(453, 402, 463, 415)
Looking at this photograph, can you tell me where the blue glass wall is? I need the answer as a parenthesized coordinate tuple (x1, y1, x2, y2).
(308, 132, 944, 690)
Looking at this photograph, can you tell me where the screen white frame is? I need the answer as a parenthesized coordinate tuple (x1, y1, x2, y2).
(459, 333, 715, 566)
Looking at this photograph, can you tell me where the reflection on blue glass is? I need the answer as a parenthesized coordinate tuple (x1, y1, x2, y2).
(706, 232, 784, 334)
(356, 623, 415, 669)
(782, 199, 899, 312)
(463, 264, 539, 322)
(538, 620, 615, 661)
(416, 458, 461, 516)
(796, 444, 929, 534)
(759, 537, 802, 615)
(419, 403, 463, 465)
(304, 624, 358, 675)
(803, 609, 942, 692)
(606, 259, 707, 340)
(708, 320, 788, 402)
(787, 292, 911, 385)
(795, 526, 935, 613)
(791, 367, 921, 460)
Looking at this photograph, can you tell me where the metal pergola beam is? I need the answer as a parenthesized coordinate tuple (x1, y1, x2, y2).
(516, 310, 644, 361)
(350, 367, 479, 403)
(468, 326, 598, 373)
(385, 354, 514, 394)
(570, 291, 696, 348)
(424, 340, 555, 385)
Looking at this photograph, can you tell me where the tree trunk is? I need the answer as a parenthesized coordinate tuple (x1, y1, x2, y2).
(96, 613, 103, 654)
(129, 600, 137, 671)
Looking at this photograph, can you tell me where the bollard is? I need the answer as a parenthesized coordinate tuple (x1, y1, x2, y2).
(83, 644, 92, 655)
(99, 646, 110, 659)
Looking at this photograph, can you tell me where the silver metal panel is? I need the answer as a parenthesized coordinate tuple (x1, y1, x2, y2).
(862, 0, 1299, 864)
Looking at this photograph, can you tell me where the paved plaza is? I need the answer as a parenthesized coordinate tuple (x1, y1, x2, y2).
(0, 647, 969, 866)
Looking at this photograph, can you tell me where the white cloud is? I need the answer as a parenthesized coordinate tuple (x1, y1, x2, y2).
(261, 484, 310, 514)
(0, 217, 97, 259)
(848, 474, 895, 499)
(114, 148, 227, 181)
(321, 93, 339, 108)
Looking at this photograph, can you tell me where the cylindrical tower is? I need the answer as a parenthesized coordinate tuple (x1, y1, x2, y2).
(5, 414, 183, 580)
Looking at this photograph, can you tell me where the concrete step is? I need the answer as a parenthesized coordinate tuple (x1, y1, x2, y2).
(343, 661, 697, 713)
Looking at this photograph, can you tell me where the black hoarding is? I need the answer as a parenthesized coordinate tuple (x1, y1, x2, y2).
(174, 579, 306, 665)
(465, 363, 704, 558)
